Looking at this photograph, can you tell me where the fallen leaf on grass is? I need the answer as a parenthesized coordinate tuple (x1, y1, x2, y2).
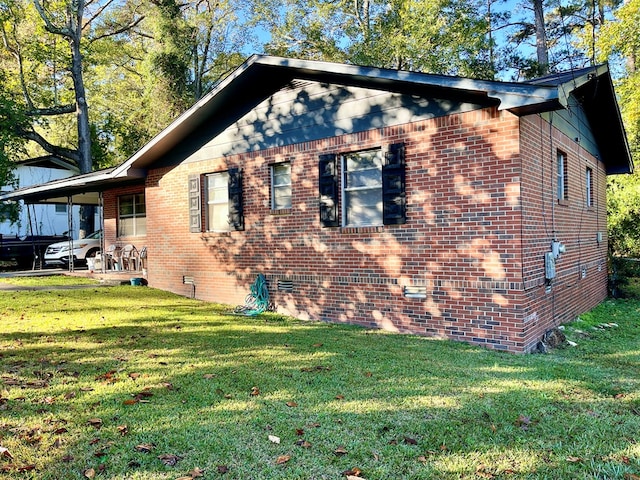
(203, 374, 216, 379)
(335, 395, 345, 400)
(346, 476, 365, 480)
(250, 386, 260, 396)
(312, 343, 323, 347)
(286, 401, 298, 407)
(268, 435, 281, 444)
(0, 446, 13, 459)
(217, 465, 229, 474)
(295, 428, 305, 436)
(515, 415, 531, 430)
(134, 443, 155, 453)
(84, 468, 96, 479)
(624, 474, 640, 480)
(117, 425, 128, 436)
(404, 436, 418, 445)
(187, 467, 205, 477)
(158, 453, 182, 466)
(300, 365, 331, 372)
(295, 440, 312, 448)
(123, 399, 138, 405)
(475, 464, 495, 478)
(566, 456, 583, 463)
(87, 418, 103, 429)
(341, 467, 362, 476)
(128, 372, 141, 380)
(334, 446, 348, 455)
(417, 455, 428, 463)
(17, 464, 36, 472)
(275, 455, 291, 465)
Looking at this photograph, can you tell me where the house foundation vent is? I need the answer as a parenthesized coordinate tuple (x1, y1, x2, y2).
(403, 286, 427, 299)
(278, 279, 294, 292)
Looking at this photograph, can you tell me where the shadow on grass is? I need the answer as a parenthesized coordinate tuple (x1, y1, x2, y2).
(1, 287, 639, 479)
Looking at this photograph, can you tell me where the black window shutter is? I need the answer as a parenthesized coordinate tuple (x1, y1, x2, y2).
(382, 143, 406, 225)
(318, 153, 339, 227)
(228, 167, 244, 231)
(188, 175, 202, 233)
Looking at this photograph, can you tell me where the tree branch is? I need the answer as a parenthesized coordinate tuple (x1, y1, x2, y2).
(26, 105, 77, 116)
(89, 16, 146, 43)
(18, 128, 80, 165)
(32, 0, 73, 38)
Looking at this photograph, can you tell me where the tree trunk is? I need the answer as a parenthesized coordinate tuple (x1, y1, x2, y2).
(69, 0, 95, 235)
(533, 0, 549, 73)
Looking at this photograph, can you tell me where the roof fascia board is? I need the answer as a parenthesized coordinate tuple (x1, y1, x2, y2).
(0, 170, 115, 202)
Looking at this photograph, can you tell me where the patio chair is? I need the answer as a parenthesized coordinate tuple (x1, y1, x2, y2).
(121, 244, 139, 271)
(138, 246, 147, 272)
(105, 244, 122, 271)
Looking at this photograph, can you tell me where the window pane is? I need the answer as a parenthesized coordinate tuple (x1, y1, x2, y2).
(208, 203, 229, 231)
(346, 189, 383, 226)
(119, 197, 134, 216)
(346, 168, 381, 188)
(118, 217, 134, 237)
(273, 185, 292, 210)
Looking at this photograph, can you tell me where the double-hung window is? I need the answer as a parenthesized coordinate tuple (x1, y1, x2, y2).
(271, 162, 292, 210)
(557, 150, 568, 201)
(206, 172, 230, 231)
(586, 167, 593, 208)
(319, 143, 406, 228)
(118, 193, 146, 237)
(342, 150, 383, 227)
(195, 168, 243, 233)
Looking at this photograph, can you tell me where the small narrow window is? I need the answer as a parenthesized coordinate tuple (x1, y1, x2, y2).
(271, 162, 292, 210)
(342, 149, 383, 227)
(55, 204, 67, 214)
(586, 167, 593, 208)
(557, 150, 568, 201)
(206, 172, 230, 232)
(118, 193, 146, 237)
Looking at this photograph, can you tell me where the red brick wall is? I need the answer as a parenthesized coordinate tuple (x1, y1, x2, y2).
(102, 185, 148, 258)
(519, 114, 608, 351)
(102, 106, 609, 353)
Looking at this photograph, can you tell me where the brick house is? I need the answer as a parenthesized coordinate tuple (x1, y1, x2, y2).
(3, 56, 632, 352)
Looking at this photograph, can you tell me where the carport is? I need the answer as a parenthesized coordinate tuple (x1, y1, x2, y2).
(0, 168, 144, 272)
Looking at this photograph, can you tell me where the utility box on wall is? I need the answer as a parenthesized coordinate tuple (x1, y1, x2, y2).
(545, 252, 556, 280)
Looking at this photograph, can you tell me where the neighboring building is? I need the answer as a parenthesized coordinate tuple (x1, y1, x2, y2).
(1, 56, 632, 352)
(0, 156, 81, 237)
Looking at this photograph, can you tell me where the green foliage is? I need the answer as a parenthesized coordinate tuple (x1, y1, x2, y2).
(0, 284, 638, 478)
(0, 79, 26, 223)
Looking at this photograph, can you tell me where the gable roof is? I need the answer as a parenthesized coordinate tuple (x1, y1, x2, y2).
(1, 55, 633, 205)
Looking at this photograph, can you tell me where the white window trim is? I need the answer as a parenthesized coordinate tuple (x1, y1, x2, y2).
(586, 167, 593, 208)
(557, 151, 568, 201)
(118, 194, 146, 237)
(206, 171, 230, 232)
(270, 162, 292, 210)
(341, 149, 383, 227)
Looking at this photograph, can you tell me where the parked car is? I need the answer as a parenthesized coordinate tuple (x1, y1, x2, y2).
(0, 234, 69, 269)
(44, 230, 102, 267)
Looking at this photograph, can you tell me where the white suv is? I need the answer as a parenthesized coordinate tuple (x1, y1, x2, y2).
(44, 230, 102, 267)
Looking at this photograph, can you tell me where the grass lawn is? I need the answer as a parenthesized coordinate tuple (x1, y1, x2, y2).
(0, 279, 639, 479)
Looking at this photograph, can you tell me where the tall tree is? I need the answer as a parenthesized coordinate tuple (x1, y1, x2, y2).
(598, 0, 640, 257)
(1, 0, 144, 235)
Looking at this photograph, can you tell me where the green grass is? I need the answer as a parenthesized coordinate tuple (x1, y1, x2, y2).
(0, 282, 639, 479)
(0, 274, 101, 287)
